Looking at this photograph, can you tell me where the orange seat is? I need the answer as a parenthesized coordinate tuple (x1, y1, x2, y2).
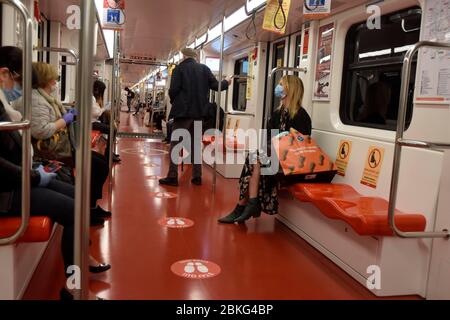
(0, 217, 53, 243)
(325, 197, 426, 236)
(288, 183, 359, 202)
(287, 183, 426, 236)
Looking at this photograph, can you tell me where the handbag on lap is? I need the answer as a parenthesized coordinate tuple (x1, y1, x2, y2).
(32, 127, 73, 165)
(272, 128, 337, 185)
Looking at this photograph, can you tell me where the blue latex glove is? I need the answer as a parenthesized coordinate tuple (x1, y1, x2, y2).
(62, 112, 75, 125)
(37, 165, 57, 187)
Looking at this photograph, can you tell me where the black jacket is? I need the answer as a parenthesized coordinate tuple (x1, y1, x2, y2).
(0, 101, 40, 212)
(169, 58, 229, 120)
(264, 107, 312, 158)
(268, 107, 312, 135)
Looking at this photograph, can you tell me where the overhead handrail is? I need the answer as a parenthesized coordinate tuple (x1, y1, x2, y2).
(195, 32, 209, 50)
(388, 40, 450, 239)
(265, 66, 307, 130)
(244, 0, 267, 16)
(0, 0, 33, 246)
(119, 58, 167, 67)
(73, 0, 96, 299)
(244, 0, 266, 41)
(273, 0, 287, 30)
(33, 46, 79, 63)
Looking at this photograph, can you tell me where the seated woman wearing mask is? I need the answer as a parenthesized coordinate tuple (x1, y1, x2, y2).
(92, 79, 121, 163)
(218, 75, 312, 224)
(0, 46, 109, 300)
(28, 62, 112, 223)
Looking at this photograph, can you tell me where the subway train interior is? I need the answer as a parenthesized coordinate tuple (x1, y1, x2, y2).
(0, 0, 449, 303)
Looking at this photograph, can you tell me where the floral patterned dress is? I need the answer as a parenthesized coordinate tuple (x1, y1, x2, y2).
(238, 107, 290, 215)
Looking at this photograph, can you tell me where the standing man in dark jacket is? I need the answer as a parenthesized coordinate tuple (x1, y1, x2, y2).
(125, 87, 135, 113)
(159, 48, 230, 187)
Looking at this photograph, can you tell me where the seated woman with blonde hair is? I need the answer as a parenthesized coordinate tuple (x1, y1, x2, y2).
(27, 62, 112, 223)
(219, 75, 312, 224)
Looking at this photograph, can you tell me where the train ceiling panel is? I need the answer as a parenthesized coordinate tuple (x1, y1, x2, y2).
(39, 0, 369, 84)
(203, 0, 367, 56)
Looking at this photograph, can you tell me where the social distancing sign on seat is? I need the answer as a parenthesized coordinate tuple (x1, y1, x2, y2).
(361, 146, 385, 188)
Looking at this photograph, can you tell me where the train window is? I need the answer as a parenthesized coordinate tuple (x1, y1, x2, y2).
(271, 41, 286, 111)
(232, 57, 248, 111)
(340, 7, 421, 131)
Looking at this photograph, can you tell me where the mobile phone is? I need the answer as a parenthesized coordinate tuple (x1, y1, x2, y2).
(44, 162, 61, 173)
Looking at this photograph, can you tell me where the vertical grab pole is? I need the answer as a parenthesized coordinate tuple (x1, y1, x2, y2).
(0, 0, 32, 245)
(109, 30, 120, 207)
(115, 35, 121, 138)
(74, 0, 96, 300)
(213, 17, 225, 190)
(223, 88, 228, 155)
(152, 75, 157, 130)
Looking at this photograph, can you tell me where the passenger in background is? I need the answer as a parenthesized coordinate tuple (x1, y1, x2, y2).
(25, 62, 112, 223)
(92, 80, 121, 163)
(0, 46, 109, 300)
(219, 75, 312, 224)
(357, 81, 391, 125)
(125, 87, 135, 113)
(159, 47, 231, 187)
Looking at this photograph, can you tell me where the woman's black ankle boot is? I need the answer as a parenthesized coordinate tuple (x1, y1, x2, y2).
(218, 204, 246, 224)
(234, 198, 261, 223)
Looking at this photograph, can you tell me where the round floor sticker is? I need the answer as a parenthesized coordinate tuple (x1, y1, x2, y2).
(144, 162, 160, 168)
(121, 148, 168, 156)
(146, 175, 162, 180)
(158, 217, 194, 229)
(171, 259, 221, 279)
(150, 192, 178, 199)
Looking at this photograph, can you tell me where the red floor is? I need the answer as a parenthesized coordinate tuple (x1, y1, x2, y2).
(24, 112, 420, 300)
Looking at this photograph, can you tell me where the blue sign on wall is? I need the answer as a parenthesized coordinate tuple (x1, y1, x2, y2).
(107, 9, 121, 24)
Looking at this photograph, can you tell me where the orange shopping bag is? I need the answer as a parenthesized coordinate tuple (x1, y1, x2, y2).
(272, 128, 337, 183)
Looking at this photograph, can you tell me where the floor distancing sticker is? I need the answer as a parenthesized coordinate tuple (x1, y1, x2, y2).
(158, 217, 194, 229)
(171, 259, 221, 279)
(121, 148, 169, 156)
(150, 192, 178, 199)
(146, 175, 162, 180)
(144, 163, 160, 168)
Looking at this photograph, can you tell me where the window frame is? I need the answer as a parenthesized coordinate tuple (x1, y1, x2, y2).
(339, 6, 421, 131)
(232, 56, 249, 112)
